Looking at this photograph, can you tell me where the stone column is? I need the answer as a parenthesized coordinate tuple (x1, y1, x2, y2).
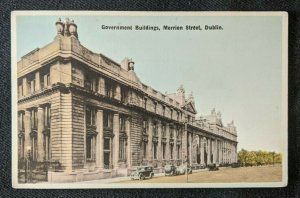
(212, 139, 217, 163)
(96, 109, 103, 169)
(147, 118, 153, 161)
(174, 127, 177, 160)
(200, 137, 205, 165)
(113, 113, 119, 169)
(188, 133, 192, 164)
(37, 106, 44, 161)
(235, 144, 237, 162)
(157, 121, 162, 161)
(165, 124, 170, 161)
(22, 77, 27, 96)
(219, 141, 221, 164)
(225, 141, 227, 163)
(207, 138, 211, 164)
(24, 110, 31, 154)
(98, 77, 105, 95)
(221, 141, 224, 164)
(35, 72, 41, 91)
(181, 123, 188, 165)
(126, 118, 131, 168)
(43, 74, 48, 87)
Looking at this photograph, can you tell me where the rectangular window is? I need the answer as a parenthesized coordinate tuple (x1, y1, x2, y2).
(144, 98, 147, 109)
(170, 127, 174, 139)
(121, 87, 127, 103)
(31, 109, 37, 129)
(176, 128, 180, 139)
(153, 143, 157, 159)
(120, 116, 126, 132)
(46, 73, 50, 87)
(154, 102, 157, 113)
(104, 138, 110, 150)
(143, 119, 148, 134)
(177, 145, 180, 159)
(84, 75, 92, 90)
(28, 80, 33, 94)
(86, 106, 96, 126)
(18, 112, 24, 130)
(86, 136, 92, 159)
(170, 144, 174, 159)
(162, 124, 166, 137)
(153, 122, 157, 137)
(104, 111, 113, 129)
(119, 138, 126, 161)
(170, 109, 173, 119)
(162, 144, 166, 159)
(44, 106, 51, 127)
(143, 142, 147, 159)
(18, 81, 23, 97)
(105, 81, 115, 98)
(162, 106, 165, 116)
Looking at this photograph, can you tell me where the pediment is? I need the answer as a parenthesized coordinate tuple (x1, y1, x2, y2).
(183, 101, 197, 114)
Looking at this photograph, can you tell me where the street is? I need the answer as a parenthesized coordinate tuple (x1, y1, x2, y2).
(115, 165, 282, 183)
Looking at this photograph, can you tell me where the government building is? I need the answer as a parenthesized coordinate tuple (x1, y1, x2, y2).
(17, 18, 238, 182)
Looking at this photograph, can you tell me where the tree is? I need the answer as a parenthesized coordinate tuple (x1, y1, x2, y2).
(238, 149, 282, 166)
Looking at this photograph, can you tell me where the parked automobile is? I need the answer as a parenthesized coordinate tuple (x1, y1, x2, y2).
(164, 165, 177, 176)
(130, 166, 154, 180)
(231, 162, 241, 168)
(176, 166, 185, 175)
(177, 165, 192, 175)
(207, 163, 219, 171)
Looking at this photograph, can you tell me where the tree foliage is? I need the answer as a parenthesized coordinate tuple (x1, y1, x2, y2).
(237, 149, 282, 167)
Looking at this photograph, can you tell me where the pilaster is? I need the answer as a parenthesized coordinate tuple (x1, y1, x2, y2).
(98, 77, 105, 95)
(22, 77, 27, 96)
(35, 72, 41, 91)
(207, 138, 211, 164)
(113, 113, 119, 169)
(200, 137, 205, 165)
(147, 117, 153, 161)
(126, 118, 131, 168)
(157, 121, 162, 161)
(96, 109, 103, 168)
(24, 110, 31, 153)
(37, 106, 44, 161)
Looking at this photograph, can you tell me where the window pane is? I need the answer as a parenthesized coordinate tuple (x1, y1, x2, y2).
(86, 137, 91, 159)
(104, 138, 110, 150)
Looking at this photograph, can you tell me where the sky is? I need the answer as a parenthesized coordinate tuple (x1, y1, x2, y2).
(15, 13, 286, 153)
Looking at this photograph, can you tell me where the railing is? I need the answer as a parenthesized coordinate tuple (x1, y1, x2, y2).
(18, 159, 61, 183)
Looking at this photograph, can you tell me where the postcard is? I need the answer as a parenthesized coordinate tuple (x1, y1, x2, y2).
(11, 11, 288, 188)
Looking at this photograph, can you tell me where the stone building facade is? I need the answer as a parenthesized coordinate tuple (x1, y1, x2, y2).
(17, 18, 238, 182)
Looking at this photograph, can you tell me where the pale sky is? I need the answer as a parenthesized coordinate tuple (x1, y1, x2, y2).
(16, 14, 286, 153)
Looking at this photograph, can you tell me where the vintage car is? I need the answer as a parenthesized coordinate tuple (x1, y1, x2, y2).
(231, 162, 241, 168)
(177, 165, 192, 175)
(164, 165, 177, 176)
(130, 166, 154, 180)
(207, 163, 219, 171)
